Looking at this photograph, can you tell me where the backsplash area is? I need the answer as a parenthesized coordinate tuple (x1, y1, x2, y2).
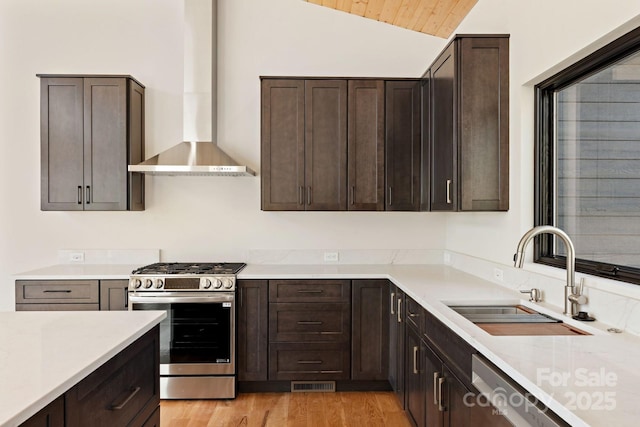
(447, 251, 640, 337)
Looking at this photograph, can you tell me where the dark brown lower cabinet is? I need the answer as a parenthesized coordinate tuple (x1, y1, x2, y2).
(237, 280, 269, 381)
(20, 326, 159, 427)
(19, 396, 64, 427)
(65, 326, 159, 427)
(405, 325, 426, 427)
(269, 342, 350, 381)
(389, 285, 406, 408)
(351, 280, 389, 380)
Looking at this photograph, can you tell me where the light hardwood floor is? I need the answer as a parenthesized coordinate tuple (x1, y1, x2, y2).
(160, 392, 411, 427)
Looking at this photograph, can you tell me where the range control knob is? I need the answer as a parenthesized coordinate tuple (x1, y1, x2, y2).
(223, 278, 234, 289)
(202, 278, 212, 289)
(144, 279, 153, 289)
(132, 279, 142, 289)
(213, 278, 223, 289)
(155, 279, 164, 289)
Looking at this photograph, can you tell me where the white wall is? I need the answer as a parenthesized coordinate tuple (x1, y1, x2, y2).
(0, 0, 448, 311)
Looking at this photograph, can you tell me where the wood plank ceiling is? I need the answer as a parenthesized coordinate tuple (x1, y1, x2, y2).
(305, 0, 478, 38)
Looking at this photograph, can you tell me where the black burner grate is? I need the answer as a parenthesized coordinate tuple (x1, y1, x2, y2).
(132, 262, 246, 275)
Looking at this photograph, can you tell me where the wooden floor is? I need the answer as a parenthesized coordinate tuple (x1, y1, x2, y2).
(160, 392, 411, 427)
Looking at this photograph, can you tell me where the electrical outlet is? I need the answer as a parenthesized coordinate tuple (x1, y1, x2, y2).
(70, 252, 85, 263)
(493, 268, 504, 282)
(324, 252, 339, 262)
(444, 252, 452, 265)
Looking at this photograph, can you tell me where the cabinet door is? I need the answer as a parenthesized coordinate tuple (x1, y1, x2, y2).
(261, 79, 305, 210)
(83, 78, 128, 211)
(352, 280, 389, 380)
(424, 343, 445, 427)
(405, 326, 425, 427)
(442, 365, 471, 427)
(385, 80, 421, 211)
(237, 280, 268, 381)
(420, 74, 431, 211)
(389, 287, 406, 408)
(347, 80, 385, 210)
(19, 396, 64, 427)
(459, 37, 509, 211)
(99, 280, 129, 311)
(128, 80, 146, 211)
(430, 43, 457, 211)
(40, 77, 85, 211)
(304, 80, 348, 210)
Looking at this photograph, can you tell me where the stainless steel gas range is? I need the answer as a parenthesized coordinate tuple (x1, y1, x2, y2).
(128, 262, 246, 399)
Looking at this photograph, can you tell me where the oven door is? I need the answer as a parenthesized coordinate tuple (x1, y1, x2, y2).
(129, 292, 235, 376)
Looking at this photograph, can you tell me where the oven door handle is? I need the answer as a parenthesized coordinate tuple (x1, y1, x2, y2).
(129, 294, 234, 304)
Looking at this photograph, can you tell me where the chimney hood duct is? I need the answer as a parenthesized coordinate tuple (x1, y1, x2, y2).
(129, 0, 255, 177)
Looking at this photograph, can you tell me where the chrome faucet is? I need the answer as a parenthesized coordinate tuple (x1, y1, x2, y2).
(513, 225, 584, 316)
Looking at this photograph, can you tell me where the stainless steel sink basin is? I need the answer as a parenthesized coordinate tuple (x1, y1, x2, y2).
(448, 305, 562, 324)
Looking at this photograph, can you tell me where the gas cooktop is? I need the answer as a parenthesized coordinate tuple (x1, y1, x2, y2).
(131, 262, 246, 276)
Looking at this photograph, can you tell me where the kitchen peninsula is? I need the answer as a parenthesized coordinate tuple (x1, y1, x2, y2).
(0, 310, 165, 427)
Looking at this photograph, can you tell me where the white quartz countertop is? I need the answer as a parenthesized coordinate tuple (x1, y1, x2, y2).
(0, 310, 165, 427)
(13, 263, 140, 280)
(239, 264, 640, 427)
(13, 262, 640, 425)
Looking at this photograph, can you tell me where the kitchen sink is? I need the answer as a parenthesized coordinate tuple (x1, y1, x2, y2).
(447, 304, 591, 336)
(448, 304, 562, 324)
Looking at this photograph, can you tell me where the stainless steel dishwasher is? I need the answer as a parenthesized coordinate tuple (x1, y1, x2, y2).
(471, 355, 570, 427)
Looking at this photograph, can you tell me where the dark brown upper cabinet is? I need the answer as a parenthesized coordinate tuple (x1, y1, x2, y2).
(39, 75, 145, 211)
(427, 35, 509, 212)
(261, 78, 347, 211)
(385, 80, 421, 211)
(347, 80, 385, 211)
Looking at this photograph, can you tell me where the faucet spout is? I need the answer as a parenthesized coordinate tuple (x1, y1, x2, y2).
(513, 225, 576, 316)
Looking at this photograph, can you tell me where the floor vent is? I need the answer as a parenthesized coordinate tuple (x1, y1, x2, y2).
(290, 381, 336, 393)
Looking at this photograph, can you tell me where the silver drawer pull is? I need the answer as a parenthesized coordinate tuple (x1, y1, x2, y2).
(438, 377, 446, 411)
(413, 346, 419, 374)
(408, 310, 418, 318)
(297, 360, 322, 364)
(446, 179, 452, 204)
(43, 290, 72, 293)
(433, 372, 439, 405)
(297, 321, 323, 325)
(390, 292, 395, 315)
(297, 289, 324, 294)
(110, 386, 140, 410)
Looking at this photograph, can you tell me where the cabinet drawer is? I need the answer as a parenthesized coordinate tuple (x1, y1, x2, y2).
(269, 280, 350, 303)
(65, 326, 159, 427)
(15, 280, 99, 304)
(269, 303, 350, 342)
(269, 343, 350, 380)
(405, 296, 423, 332)
(423, 308, 476, 389)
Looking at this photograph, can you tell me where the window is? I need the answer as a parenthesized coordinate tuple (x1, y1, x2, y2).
(535, 26, 640, 285)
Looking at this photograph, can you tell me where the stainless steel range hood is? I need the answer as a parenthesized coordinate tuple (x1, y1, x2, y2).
(129, 0, 255, 177)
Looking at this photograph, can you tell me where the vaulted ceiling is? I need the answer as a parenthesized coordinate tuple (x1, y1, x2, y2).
(305, 0, 478, 38)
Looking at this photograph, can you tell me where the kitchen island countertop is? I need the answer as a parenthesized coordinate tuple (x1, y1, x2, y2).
(0, 310, 165, 427)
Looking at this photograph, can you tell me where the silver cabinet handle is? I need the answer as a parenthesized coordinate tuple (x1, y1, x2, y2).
(43, 289, 72, 293)
(297, 321, 323, 325)
(85, 186, 91, 204)
(307, 186, 312, 205)
(297, 360, 322, 364)
(433, 372, 439, 405)
(350, 186, 355, 205)
(388, 187, 393, 206)
(110, 386, 140, 410)
(297, 289, 323, 294)
(438, 377, 446, 411)
(390, 292, 396, 315)
(397, 298, 402, 323)
(77, 186, 82, 204)
(446, 179, 452, 204)
(413, 346, 419, 374)
(298, 186, 304, 205)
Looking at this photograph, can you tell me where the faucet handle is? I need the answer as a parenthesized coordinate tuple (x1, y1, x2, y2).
(520, 288, 541, 302)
